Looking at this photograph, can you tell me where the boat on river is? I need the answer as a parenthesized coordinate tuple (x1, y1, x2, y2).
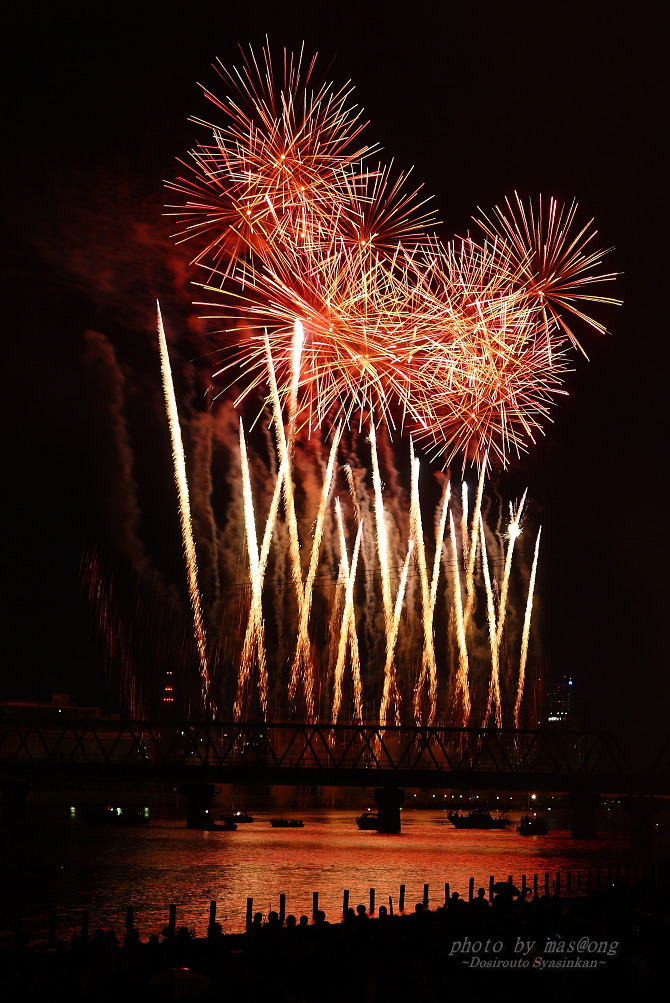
(447, 808, 511, 830)
(223, 811, 254, 824)
(269, 818, 304, 828)
(517, 814, 548, 835)
(356, 811, 379, 830)
(83, 807, 149, 826)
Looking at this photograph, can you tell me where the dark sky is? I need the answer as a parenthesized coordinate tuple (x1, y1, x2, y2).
(4, 1, 669, 749)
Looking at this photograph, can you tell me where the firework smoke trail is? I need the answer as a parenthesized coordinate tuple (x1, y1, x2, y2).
(514, 526, 542, 728)
(332, 499, 364, 723)
(449, 511, 471, 725)
(379, 540, 414, 726)
(409, 447, 438, 726)
(157, 303, 211, 714)
(235, 421, 289, 719)
(479, 512, 502, 727)
(290, 425, 342, 720)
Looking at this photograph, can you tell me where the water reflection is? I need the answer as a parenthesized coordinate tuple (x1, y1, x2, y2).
(1, 807, 631, 943)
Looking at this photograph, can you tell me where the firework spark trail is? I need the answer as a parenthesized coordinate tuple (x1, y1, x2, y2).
(265, 336, 305, 613)
(449, 511, 471, 725)
(379, 540, 414, 726)
(157, 303, 211, 714)
(496, 491, 527, 652)
(464, 461, 487, 629)
(332, 500, 364, 723)
(290, 425, 342, 720)
(514, 526, 542, 728)
(235, 421, 289, 719)
(409, 447, 438, 725)
(342, 463, 362, 523)
(461, 481, 469, 570)
(483, 491, 527, 723)
(479, 512, 502, 727)
(412, 476, 452, 722)
(370, 421, 400, 725)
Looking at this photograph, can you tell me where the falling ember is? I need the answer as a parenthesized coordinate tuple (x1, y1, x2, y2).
(156, 303, 211, 714)
(514, 526, 542, 728)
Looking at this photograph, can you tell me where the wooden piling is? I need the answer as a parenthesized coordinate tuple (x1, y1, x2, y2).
(544, 872, 550, 896)
(521, 875, 527, 898)
(369, 888, 375, 915)
(125, 907, 134, 933)
(169, 904, 176, 935)
(342, 889, 349, 918)
(423, 883, 429, 908)
(555, 872, 561, 897)
(489, 876, 495, 901)
(279, 893, 286, 924)
(399, 884, 405, 912)
(245, 898, 253, 933)
(468, 877, 474, 903)
(208, 901, 216, 929)
(388, 896, 393, 916)
(444, 882, 450, 904)
(533, 874, 538, 897)
(312, 892, 319, 921)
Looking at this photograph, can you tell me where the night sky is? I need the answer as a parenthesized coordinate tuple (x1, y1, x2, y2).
(5, 1, 668, 751)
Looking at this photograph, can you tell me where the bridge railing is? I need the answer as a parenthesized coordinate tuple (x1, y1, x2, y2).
(0, 720, 630, 777)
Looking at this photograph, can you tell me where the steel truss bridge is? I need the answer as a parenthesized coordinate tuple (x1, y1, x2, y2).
(1, 720, 668, 794)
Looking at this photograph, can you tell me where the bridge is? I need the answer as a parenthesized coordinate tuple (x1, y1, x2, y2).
(1, 719, 668, 795)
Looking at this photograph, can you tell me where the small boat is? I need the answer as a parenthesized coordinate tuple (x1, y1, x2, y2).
(230, 810, 254, 823)
(269, 818, 304, 828)
(447, 808, 511, 830)
(222, 811, 254, 825)
(83, 807, 149, 826)
(517, 814, 548, 835)
(356, 811, 379, 830)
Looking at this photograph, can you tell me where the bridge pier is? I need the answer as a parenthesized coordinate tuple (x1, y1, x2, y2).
(181, 783, 217, 829)
(570, 791, 599, 839)
(373, 788, 404, 833)
(1, 779, 30, 820)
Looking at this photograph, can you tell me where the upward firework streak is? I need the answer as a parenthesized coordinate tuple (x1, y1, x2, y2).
(146, 44, 621, 725)
(227, 359, 540, 726)
(157, 303, 211, 713)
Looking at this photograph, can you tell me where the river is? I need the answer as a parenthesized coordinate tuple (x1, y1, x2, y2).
(2, 801, 653, 945)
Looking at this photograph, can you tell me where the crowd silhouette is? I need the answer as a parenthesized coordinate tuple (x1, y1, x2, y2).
(1, 878, 666, 1001)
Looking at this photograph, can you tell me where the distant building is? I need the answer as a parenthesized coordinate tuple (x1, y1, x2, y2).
(544, 674, 574, 725)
